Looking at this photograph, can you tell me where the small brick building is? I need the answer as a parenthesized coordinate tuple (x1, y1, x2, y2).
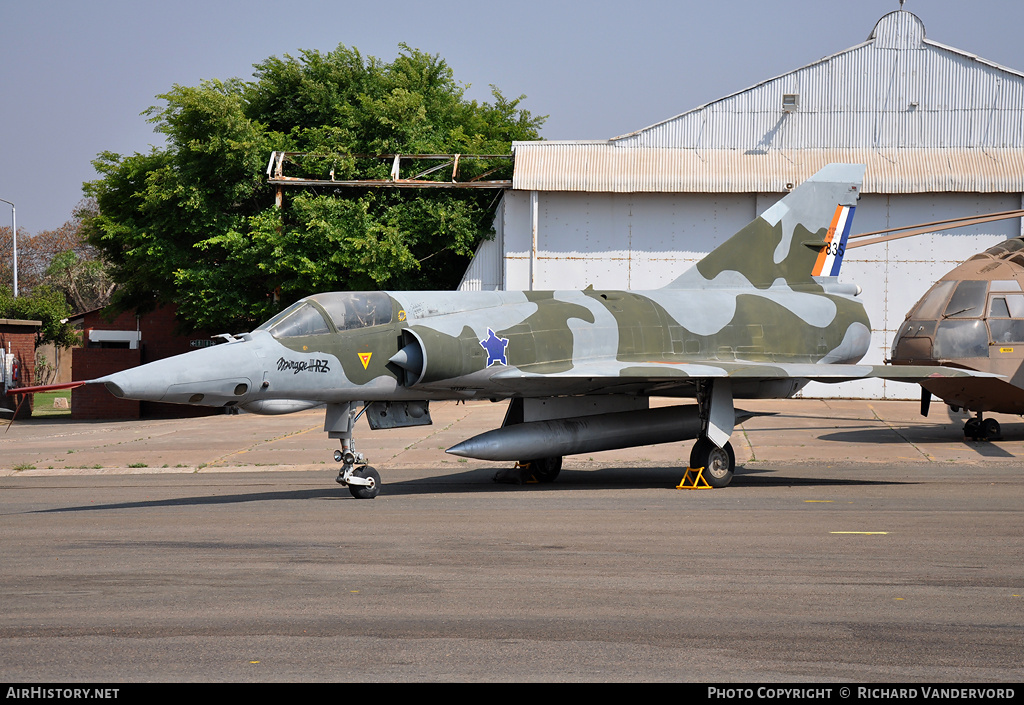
(71, 305, 220, 420)
(0, 319, 41, 420)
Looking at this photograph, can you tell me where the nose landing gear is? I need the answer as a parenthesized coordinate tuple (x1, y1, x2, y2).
(333, 445, 381, 499)
(333, 444, 381, 499)
(327, 402, 381, 499)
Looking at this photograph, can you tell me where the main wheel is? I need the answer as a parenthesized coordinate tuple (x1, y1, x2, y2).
(522, 456, 562, 482)
(982, 418, 1001, 441)
(689, 438, 735, 488)
(349, 465, 381, 499)
(964, 418, 981, 440)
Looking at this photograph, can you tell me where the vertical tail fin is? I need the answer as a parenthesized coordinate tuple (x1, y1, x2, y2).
(665, 163, 865, 289)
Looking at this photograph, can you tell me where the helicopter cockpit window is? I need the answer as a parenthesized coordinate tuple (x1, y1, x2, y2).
(990, 279, 1023, 293)
(258, 301, 331, 338)
(942, 280, 988, 319)
(990, 319, 1024, 343)
(913, 280, 956, 320)
(989, 293, 1024, 342)
(308, 292, 392, 331)
(984, 238, 1024, 258)
(1007, 295, 1024, 318)
(989, 297, 1011, 318)
(935, 320, 988, 358)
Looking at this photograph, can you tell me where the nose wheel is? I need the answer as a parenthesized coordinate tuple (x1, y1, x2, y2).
(334, 445, 381, 499)
(345, 465, 381, 499)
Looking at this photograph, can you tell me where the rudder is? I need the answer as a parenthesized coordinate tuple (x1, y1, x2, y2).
(665, 163, 865, 289)
(811, 203, 856, 277)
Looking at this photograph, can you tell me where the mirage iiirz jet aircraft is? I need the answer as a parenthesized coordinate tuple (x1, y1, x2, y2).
(7, 164, 989, 496)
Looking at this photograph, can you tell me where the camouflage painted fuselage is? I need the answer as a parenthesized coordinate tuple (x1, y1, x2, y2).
(256, 283, 871, 407)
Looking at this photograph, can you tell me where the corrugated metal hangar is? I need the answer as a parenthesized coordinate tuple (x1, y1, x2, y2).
(459, 10, 1024, 399)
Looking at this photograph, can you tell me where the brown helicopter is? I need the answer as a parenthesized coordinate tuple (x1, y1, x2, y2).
(890, 235, 1024, 440)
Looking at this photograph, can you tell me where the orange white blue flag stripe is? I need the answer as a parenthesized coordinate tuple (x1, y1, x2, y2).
(812, 204, 855, 277)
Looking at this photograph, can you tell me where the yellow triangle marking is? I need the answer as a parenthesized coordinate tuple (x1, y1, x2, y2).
(358, 352, 372, 369)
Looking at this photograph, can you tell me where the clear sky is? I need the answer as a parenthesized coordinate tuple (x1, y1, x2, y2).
(2, 0, 1023, 235)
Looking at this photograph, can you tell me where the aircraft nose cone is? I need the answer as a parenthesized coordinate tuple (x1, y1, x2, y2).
(101, 366, 168, 401)
(98, 341, 260, 407)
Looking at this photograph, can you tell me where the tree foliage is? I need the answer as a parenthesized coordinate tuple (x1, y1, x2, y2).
(84, 44, 545, 332)
(0, 285, 78, 348)
(0, 199, 112, 347)
(45, 249, 115, 315)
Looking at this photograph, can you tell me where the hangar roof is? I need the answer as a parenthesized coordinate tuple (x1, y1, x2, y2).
(511, 144, 1024, 194)
(512, 11, 1024, 194)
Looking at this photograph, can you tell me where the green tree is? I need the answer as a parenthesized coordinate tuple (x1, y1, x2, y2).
(85, 45, 544, 332)
(45, 250, 115, 314)
(0, 285, 78, 348)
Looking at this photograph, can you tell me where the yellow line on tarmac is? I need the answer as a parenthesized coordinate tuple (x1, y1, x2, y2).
(204, 423, 322, 468)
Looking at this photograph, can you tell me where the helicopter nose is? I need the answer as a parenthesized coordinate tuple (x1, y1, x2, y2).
(98, 340, 260, 407)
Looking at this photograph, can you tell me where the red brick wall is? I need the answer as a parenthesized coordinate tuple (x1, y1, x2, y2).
(79, 306, 217, 365)
(73, 305, 221, 419)
(1, 324, 40, 420)
(71, 348, 141, 419)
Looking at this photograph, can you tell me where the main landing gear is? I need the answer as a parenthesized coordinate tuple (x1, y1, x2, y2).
(517, 456, 563, 483)
(689, 437, 736, 489)
(688, 379, 737, 488)
(509, 442, 736, 488)
(963, 412, 1001, 441)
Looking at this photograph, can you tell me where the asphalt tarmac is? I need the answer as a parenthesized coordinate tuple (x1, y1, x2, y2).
(2, 398, 1023, 682)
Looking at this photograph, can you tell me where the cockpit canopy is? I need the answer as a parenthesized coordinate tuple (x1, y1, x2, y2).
(257, 292, 393, 339)
(893, 276, 1024, 361)
(967, 235, 1024, 268)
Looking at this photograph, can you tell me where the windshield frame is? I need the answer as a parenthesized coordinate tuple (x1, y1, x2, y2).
(255, 300, 334, 339)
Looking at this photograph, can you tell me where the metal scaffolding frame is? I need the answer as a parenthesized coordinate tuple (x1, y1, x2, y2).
(266, 151, 512, 202)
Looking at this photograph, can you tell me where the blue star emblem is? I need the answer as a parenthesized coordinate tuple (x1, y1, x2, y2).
(480, 328, 509, 367)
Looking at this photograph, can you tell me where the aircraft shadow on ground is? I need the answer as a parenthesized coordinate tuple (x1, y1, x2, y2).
(28, 465, 907, 513)
(29, 488, 341, 514)
(816, 429, 1017, 457)
(729, 467, 910, 487)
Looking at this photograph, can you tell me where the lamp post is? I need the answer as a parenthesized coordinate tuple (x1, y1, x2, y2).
(0, 198, 16, 296)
